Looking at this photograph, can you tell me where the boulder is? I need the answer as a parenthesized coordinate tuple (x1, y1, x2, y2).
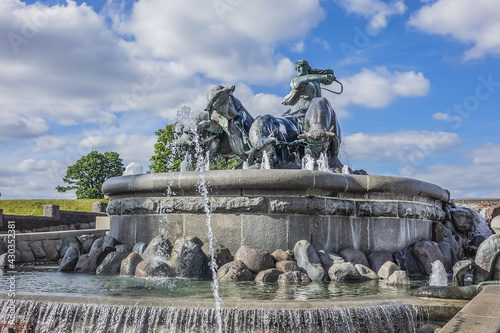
(58, 246, 80, 272)
(75, 246, 115, 273)
(96, 252, 130, 275)
(473, 234, 500, 284)
(42, 240, 59, 260)
(395, 248, 421, 276)
(317, 250, 344, 272)
(293, 240, 325, 282)
(115, 244, 131, 253)
(355, 264, 379, 280)
(234, 245, 274, 274)
(386, 270, 410, 287)
(135, 258, 176, 278)
(412, 241, 444, 275)
(175, 240, 211, 279)
(133, 242, 147, 256)
(88, 237, 104, 256)
(367, 251, 393, 273)
(120, 253, 143, 276)
(16, 241, 35, 263)
(278, 271, 312, 285)
(28, 241, 47, 259)
(142, 236, 172, 260)
(450, 207, 475, 233)
(59, 237, 81, 258)
(377, 261, 400, 280)
(328, 262, 364, 282)
(492, 216, 500, 234)
(340, 248, 369, 267)
(202, 242, 233, 268)
(171, 237, 204, 269)
(216, 260, 254, 281)
(103, 235, 119, 248)
(255, 269, 282, 282)
(443, 227, 461, 264)
(77, 235, 96, 254)
(271, 249, 293, 262)
(275, 260, 299, 273)
(438, 241, 453, 272)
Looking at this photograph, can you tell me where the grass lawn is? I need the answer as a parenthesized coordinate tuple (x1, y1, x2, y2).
(0, 199, 108, 216)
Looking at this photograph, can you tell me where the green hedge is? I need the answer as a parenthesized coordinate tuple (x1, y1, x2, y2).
(0, 199, 109, 216)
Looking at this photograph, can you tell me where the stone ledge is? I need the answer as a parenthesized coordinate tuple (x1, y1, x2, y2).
(0, 229, 108, 242)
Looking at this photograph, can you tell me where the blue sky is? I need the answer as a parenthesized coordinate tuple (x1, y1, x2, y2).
(1, 0, 499, 199)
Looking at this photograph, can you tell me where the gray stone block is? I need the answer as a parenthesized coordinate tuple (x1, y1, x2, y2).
(241, 215, 288, 252)
(43, 205, 60, 220)
(92, 201, 108, 213)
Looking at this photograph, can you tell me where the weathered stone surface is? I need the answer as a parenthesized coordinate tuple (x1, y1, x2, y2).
(255, 268, 282, 282)
(438, 241, 453, 272)
(135, 259, 149, 277)
(278, 271, 312, 285)
(96, 252, 130, 275)
(175, 240, 211, 279)
(42, 240, 59, 260)
(217, 260, 254, 281)
(58, 246, 80, 272)
(234, 245, 274, 274)
(386, 270, 410, 286)
(443, 227, 460, 264)
(77, 235, 96, 254)
(92, 201, 108, 213)
(202, 242, 233, 268)
(133, 242, 147, 256)
(367, 251, 393, 273)
(142, 236, 172, 260)
(16, 241, 35, 263)
(29, 241, 46, 259)
(294, 240, 325, 282)
(357, 201, 397, 217)
(171, 237, 204, 269)
(355, 264, 379, 280)
(340, 248, 369, 267)
(80, 223, 90, 229)
(492, 216, 500, 234)
(75, 246, 115, 273)
(122, 198, 160, 215)
(43, 204, 59, 219)
(412, 241, 444, 275)
(317, 250, 344, 272)
(115, 244, 131, 253)
(271, 249, 292, 262)
(473, 234, 500, 284)
(59, 237, 81, 258)
(211, 197, 267, 213)
(328, 262, 364, 282)
(120, 253, 143, 276)
(275, 260, 299, 273)
(450, 207, 475, 233)
(378, 261, 400, 280)
(103, 235, 119, 248)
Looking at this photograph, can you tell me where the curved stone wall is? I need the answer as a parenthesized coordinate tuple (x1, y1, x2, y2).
(103, 170, 449, 254)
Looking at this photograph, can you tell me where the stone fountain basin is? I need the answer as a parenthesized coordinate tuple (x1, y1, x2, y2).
(102, 170, 449, 254)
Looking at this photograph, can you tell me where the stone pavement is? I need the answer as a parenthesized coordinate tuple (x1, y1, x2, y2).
(440, 285, 500, 332)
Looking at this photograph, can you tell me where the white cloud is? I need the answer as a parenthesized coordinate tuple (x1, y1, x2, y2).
(344, 130, 461, 161)
(334, 0, 406, 33)
(0, 112, 50, 142)
(464, 143, 500, 165)
(432, 112, 463, 123)
(408, 0, 500, 60)
(32, 135, 67, 153)
(331, 67, 430, 110)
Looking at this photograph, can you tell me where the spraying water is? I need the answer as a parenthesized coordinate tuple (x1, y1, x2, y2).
(261, 151, 271, 169)
(242, 160, 249, 169)
(342, 165, 351, 174)
(429, 260, 448, 287)
(179, 106, 223, 332)
(317, 153, 329, 171)
(302, 154, 315, 170)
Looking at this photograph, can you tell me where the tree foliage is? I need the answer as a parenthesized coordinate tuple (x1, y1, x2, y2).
(56, 151, 125, 199)
(148, 123, 184, 173)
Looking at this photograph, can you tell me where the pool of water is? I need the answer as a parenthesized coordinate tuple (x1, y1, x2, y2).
(5, 264, 426, 301)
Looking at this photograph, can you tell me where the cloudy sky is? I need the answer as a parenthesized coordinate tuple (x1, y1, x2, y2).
(1, 0, 499, 199)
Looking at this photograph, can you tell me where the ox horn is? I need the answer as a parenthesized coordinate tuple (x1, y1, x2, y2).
(325, 131, 336, 137)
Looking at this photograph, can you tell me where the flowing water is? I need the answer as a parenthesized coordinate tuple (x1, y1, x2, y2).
(317, 153, 329, 172)
(428, 261, 448, 287)
(261, 151, 271, 169)
(0, 299, 426, 333)
(302, 154, 315, 170)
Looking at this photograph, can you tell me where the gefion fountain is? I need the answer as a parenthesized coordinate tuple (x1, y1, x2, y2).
(2, 60, 487, 332)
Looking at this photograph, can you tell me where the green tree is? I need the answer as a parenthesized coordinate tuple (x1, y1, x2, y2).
(56, 151, 125, 199)
(148, 123, 184, 173)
